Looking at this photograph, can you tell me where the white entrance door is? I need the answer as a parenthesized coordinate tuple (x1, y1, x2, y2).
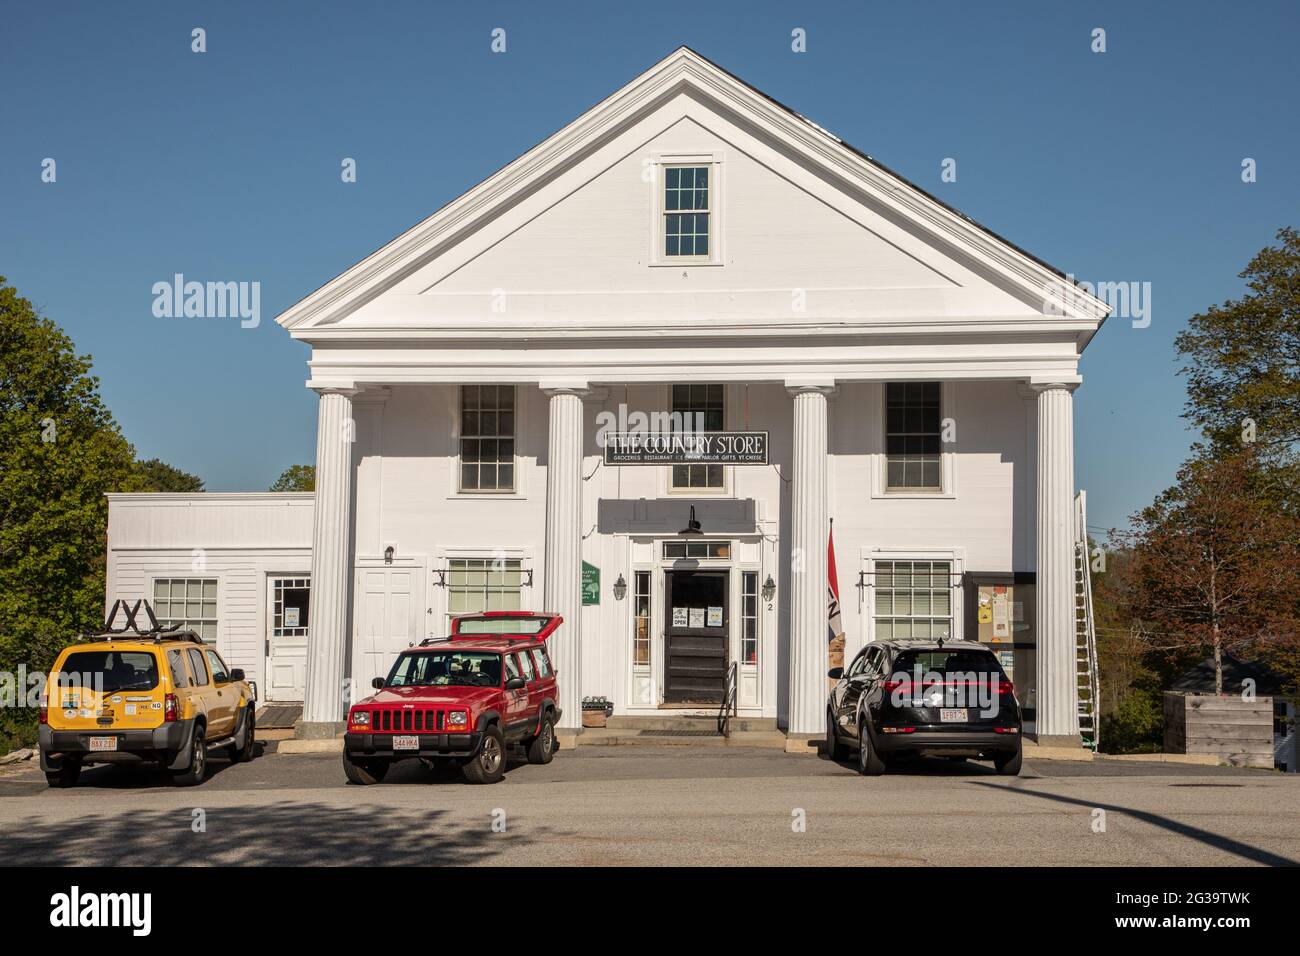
(354, 567, 420, 697)
(266, 576, 310, 702)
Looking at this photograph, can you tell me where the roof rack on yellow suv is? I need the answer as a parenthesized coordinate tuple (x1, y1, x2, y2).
(78, 598, 203, 644)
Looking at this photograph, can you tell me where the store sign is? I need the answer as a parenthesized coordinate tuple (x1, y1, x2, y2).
(602, 431, 768, 466)
(581, 561, 600, 606)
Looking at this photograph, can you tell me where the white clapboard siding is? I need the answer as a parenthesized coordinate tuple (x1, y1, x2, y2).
(105, 494, 314, 698)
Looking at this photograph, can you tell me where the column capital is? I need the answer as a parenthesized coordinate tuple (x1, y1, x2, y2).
(1026, 379, 1080, 394)
(784, 379, 838, 398)
(310, 384, 360, 399)
(539, 380, 592, 397)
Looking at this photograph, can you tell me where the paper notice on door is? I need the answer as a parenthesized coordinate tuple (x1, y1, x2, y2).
(992, 592, 1010, 639)
(706, 606, 723, 627)
(284, 607, 300, 627)
(672, 607, 688, 627)
(689, 608, 706, 628)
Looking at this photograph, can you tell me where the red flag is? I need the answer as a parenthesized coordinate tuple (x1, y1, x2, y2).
(827, 521, 846, 678)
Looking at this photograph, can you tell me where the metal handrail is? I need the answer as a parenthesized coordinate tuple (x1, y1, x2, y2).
(717, 661, 738, 737)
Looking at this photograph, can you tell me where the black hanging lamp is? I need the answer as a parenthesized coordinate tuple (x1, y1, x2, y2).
(679, 505, 703, 536)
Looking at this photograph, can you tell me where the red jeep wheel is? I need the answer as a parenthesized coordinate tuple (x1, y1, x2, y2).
(462, 725, 506, 784)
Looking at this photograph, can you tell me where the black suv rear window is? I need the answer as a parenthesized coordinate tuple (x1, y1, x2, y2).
(57, 651, 160, 693)
(892, 649, 1005, 678)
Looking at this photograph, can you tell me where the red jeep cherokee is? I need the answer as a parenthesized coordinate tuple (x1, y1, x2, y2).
(343, 611, 562, 785)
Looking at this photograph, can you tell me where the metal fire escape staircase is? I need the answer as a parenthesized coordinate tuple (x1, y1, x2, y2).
(1074, 491, 1101, 752)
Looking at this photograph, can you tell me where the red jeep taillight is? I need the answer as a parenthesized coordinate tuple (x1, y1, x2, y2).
(164, 693, 178, 722)
(38, 693, 48, 725)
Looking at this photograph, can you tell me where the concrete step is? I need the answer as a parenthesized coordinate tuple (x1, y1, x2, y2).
(605, 715, 778, 733)
(576, 728, 788, 749)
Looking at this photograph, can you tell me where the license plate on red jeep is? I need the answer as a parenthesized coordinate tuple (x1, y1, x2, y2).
(392, 735, 419, 751)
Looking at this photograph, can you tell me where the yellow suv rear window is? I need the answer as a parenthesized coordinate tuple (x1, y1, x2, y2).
(57, 650, 160, 694)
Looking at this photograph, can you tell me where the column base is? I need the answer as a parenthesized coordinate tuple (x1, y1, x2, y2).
(1031, 733, 1084, 748)
(784, 733, 821, 756)
(294, 720, 345, 740)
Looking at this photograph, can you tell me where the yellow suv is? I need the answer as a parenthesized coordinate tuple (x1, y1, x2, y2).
(39, 603, 257, 788)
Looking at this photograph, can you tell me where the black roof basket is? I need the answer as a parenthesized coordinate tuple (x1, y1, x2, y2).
(80, 599, 198, 643)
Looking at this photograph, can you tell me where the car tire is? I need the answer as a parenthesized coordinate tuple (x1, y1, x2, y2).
(825, 709, 848, 761)
(857, 722, 886, 776)
(45, 758, 82, 789)
(526, 715, 556, 765)
(342, 752, 389, 785)
(462, 725, 506, 784)
(229, 709, 255, 763)
(995, 746, 1023, 776)
(171, 724, 208, 787)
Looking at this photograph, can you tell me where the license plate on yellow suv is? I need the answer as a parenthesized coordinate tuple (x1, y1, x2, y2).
(88, 736, 118, 752)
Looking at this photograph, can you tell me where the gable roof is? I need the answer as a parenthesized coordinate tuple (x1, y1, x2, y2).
(276, 46, 1109, 334)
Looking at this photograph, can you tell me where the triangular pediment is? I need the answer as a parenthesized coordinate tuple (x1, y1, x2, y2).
(277, 47, 1107, 338)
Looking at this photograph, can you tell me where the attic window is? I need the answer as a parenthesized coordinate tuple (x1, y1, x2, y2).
(663, 165, 711, 258)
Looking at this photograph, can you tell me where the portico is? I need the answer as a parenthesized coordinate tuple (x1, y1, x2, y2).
(278, 47, 1107, 746)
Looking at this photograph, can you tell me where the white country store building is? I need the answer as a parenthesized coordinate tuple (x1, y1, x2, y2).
(105, 48, 1108, 745)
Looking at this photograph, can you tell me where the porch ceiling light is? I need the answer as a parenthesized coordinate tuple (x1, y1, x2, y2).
(613, 573, 627, 601)
(680, 505, 703, 536)
(762, 574, 776, 602)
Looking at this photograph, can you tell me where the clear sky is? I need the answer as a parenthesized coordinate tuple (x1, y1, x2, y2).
(2, 0, 1297, 532)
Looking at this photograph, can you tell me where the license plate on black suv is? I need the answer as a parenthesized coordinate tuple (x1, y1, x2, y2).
(939, 709, 968, 723)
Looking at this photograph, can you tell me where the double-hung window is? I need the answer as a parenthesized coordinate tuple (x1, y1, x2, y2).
(459, 385, 515, 493)
(885, 382, 942, 491)
(152, 578, 218, 642)
(874, 560, 953, 641)
(671, 383, 724, 489)
(447, 558, 523, 629)
(663, 165, 711, 258)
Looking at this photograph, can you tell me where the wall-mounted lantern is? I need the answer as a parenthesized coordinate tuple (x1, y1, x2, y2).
(679, 505, 703, 536)
(761, 574, 776, 602)
(613, 573, 627, 601)
(384, 545, 395, 565)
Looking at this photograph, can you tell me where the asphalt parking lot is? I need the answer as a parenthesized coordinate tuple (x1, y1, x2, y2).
(1, 745, 1296, 866)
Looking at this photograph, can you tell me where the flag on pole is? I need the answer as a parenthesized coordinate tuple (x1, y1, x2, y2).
(827, 519, 845, 676)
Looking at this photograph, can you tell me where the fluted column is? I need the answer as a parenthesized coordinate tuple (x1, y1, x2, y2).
(786, 382, 835, 736)
(300, 387, 357, 736)
(1033, 382, 1079, 742)
(542, 385, 586, 731)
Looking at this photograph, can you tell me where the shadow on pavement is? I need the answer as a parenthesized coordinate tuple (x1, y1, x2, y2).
(970, 781, 1298, 866)
(821, 752, 1002, 776)
(0, 801, 535, 865)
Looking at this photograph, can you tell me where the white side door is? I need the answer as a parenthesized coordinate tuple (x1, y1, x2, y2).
(266, 575, 310, 702)
(353, 567, 420, 698)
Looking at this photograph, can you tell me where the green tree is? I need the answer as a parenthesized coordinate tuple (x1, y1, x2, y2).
(1118, 451, 1300, 695)
(0, 279, 139, 748)
(133, 457, 204, 492)
(270, 464, 314, 492)
(1176, 227, 1300, 467)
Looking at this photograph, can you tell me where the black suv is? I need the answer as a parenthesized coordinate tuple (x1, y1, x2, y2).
(826, 639, 1022, 775)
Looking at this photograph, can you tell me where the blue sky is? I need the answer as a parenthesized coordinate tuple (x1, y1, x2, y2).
(2, 0, 1296, 531)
